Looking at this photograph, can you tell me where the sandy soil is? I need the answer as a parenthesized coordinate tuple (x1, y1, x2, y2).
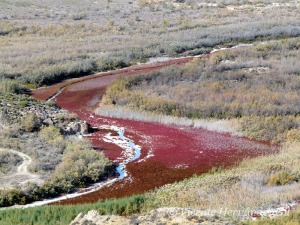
(0, 148, 41, 189)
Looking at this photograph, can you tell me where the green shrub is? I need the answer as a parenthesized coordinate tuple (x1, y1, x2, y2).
(0, 79, 28, 94)
(96, 195, 145, 216)
(240, 116, 299, 143)
(0, 195, 146, 225)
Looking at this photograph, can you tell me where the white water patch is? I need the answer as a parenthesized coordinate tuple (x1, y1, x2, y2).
(142, 57, 174, 64)
(0, 177, 120, 210)
(0, 125, 141, 210)
(210, 44, 253, 54)
(100, 125, 142, 180)
(46, 87, 65, 102)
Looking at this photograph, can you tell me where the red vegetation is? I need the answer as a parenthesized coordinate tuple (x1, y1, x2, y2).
(31, 56, 197, 101)
(32, 53, 277, 205)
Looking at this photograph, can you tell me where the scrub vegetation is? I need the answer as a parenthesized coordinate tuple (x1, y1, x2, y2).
(0, 0, 300, 224)
(0, 93, 112, 207)
(0, 124, 112, 207)
(146, 141, 300, 211)
(0, 195, 145, 225)
(1, 0, 300, 87)
(101, 39, 300, 143)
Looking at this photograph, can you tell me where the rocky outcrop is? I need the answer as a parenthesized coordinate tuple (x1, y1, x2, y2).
(62, 121, 90, 135)
(70, 208, 232, 225)
(0, 93, 91, 135)
(70, 210, 132, 225)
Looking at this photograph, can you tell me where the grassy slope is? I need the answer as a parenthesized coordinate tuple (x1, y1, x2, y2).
(146, 141, 300, 211)
(101, 39, 300, 143)
(0, 0, 300, 224)
(244, 207, 300, 225)
(97, 39, 300, 221)
(1, 0, 300, 87)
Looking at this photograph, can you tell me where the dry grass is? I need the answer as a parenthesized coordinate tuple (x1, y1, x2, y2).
(96, 105, 241, 135)
(102, 39, 300, 121)
(1, 0, 300, 86)
(246, 206, 300, 225)
(147, 141, 300, 211)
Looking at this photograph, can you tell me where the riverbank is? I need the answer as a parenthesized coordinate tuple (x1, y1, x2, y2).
(29, 44, 278, 206)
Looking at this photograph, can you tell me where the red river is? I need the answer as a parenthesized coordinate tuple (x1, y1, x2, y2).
(31, 53, 277, 205)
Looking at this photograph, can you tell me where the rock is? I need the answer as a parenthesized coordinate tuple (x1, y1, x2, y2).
(70, 212, 84, 225)
(64, 122, 80, 135)
(43, 118, 54, 126)
(70, 208, 233, 225)
(79, 122, 89, 135)
(69, 210, 132, 225)
(63, 121, 89, 135)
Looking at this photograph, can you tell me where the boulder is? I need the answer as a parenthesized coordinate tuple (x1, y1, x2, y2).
(79, 122, 89, 135)
(63, 121, 89, 135)
(43, 118, 54, 126)
(70, 210, 131, 225)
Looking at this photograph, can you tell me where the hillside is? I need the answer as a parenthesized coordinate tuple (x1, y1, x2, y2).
(0, 0, 300, 225)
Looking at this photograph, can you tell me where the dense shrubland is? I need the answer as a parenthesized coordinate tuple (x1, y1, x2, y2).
(101, 39, 300, 142)
(1, 0, 300, 87)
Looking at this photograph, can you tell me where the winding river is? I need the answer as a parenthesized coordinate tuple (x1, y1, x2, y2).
(28, 44, 278, 206)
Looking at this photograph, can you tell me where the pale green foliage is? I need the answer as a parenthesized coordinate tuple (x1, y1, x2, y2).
(0, 152, 22, 175)
(0, 79, 27, 94)
(50, 140, 111, 193)
(21, 113, 41, 132)
(240, 116, 300, 143)
(39, 125, 64, 147)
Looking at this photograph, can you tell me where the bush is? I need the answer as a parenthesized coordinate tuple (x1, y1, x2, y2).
(0, 189, 22, 207)
(240, 116, 299, 143)
(48, 139, 111, 193)
(266, 170, 299, 186)
(97, 195, 145, 216)
(21, 113, 41, 132)
(0, 79, 28, 94)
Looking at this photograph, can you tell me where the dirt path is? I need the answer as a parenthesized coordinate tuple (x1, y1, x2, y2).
(0, 148, 41, 187)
